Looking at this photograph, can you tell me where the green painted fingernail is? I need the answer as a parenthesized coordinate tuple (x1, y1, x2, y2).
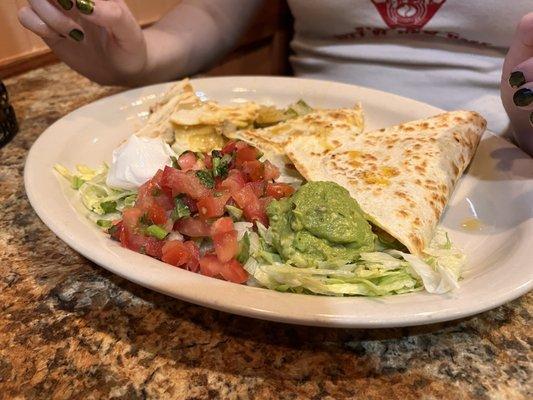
(69, 29, 84, 42)
(513, 88, 533, 107)
(76, 0, 94, 15)
(509, 71, 526, 88)
(58, 0, 74, 10)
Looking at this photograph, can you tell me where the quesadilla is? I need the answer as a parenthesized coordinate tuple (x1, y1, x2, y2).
(135, 80, 325, 154)
(135, 80, 263, 152)
(227, 106, 364, 154)
(284, 111, 486, 255)
(135, 79, 201, 144)
(228, 106, 365, 182)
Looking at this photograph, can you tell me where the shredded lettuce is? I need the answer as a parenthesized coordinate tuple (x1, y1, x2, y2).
(388, 228, 465, 294)
(54, 164, 137, 226)
(255, 221, 273, 245)
(244, 227, 464, 296)
(226, 205, 244, 221)
(234, 221, 254, 241)
(244, 257, 419, 296)
(54, 145, 464, 297)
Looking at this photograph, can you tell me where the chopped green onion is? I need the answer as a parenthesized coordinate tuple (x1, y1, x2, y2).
(236, 233, 250, 263)
(100, 200, 117, 214)
(139, 213, 152, 226)
(287, 99, 313, 116)
(211, 150, 223, 158)
(71, 176, 85, 190)
(108, 224, 120, 239)
(195, 170, 214, 188)
(172, 197, 190, 220)
(225, 205, 243, 221)
(283, 108, 298, 119)
(170, 155, 179, 169)
(212, 153, 231, 178)
(146, 224, 168, 240)
(97, 219, 113, 229)
(220, 156, 232, 177)
(212, 156, 221, 173)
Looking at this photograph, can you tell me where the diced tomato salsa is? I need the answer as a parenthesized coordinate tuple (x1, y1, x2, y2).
(108, 141, 295, 284)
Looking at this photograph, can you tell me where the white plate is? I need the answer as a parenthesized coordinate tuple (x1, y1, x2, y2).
(24, 77, 533, 328)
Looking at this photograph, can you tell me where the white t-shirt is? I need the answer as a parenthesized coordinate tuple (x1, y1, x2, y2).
(287, 0, 531, 136)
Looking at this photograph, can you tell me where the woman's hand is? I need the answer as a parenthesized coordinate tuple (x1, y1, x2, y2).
(18, 0, 263, 86)
(502, 12, 533, 156)
(18, 0, 146, 85)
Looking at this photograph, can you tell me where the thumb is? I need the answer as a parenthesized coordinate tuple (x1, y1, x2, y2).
(503, 13, 533, 77)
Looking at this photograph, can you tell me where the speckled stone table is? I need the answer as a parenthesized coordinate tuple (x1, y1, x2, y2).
(0, 63, 531, 400)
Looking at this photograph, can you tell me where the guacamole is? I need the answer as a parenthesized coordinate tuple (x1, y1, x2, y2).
(266, 181, 375, 267)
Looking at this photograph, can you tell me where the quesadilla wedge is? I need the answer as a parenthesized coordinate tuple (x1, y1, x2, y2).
(135, 79, 201, 144)
(228, 106, 365, 184)
(135, 80, 322, 154)
(136, 81, 261, 152)
(227, 106, 365, 154)
(284, 110, 486, 255)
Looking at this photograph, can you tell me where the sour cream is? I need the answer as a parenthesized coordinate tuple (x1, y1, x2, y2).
(106, 135, 176, 190)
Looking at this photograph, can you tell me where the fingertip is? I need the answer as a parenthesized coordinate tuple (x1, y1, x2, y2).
(517, 12, 533, 46)
(75, 0, 94, 15)
(509, 70, 526, 89)
(513, 85, 533, 110)
(78, 0, 123, 26)
(17, 5, 61, 40)
(17, 6, 32, 25)
(512, 58, 533, 87)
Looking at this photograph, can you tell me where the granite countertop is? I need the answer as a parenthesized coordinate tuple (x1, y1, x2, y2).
(0, 63, 531, 399)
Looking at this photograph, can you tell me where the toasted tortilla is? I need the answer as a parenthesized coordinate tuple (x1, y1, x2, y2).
(135, 80, 270, 152)
(135, 79, 201, 143)
(227, 106, 364, 153)
(284, 111, 486, 255)
(168, 101, 262, 153)
(227, 106, 365, 187)
(170, 102, 260, 128)
(227, 106, 364, 170)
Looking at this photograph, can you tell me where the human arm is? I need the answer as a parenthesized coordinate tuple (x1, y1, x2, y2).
(18, 0, 264, 86)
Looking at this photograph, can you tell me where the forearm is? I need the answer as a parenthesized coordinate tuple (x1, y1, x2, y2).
(136, 0, 264, 85)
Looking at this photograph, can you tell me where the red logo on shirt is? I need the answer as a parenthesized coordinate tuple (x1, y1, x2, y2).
(371, 0, 447, 29)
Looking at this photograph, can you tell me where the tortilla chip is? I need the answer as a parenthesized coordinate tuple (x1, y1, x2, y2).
(135, 79, 201, 143)
(227, 106, 364, 150)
